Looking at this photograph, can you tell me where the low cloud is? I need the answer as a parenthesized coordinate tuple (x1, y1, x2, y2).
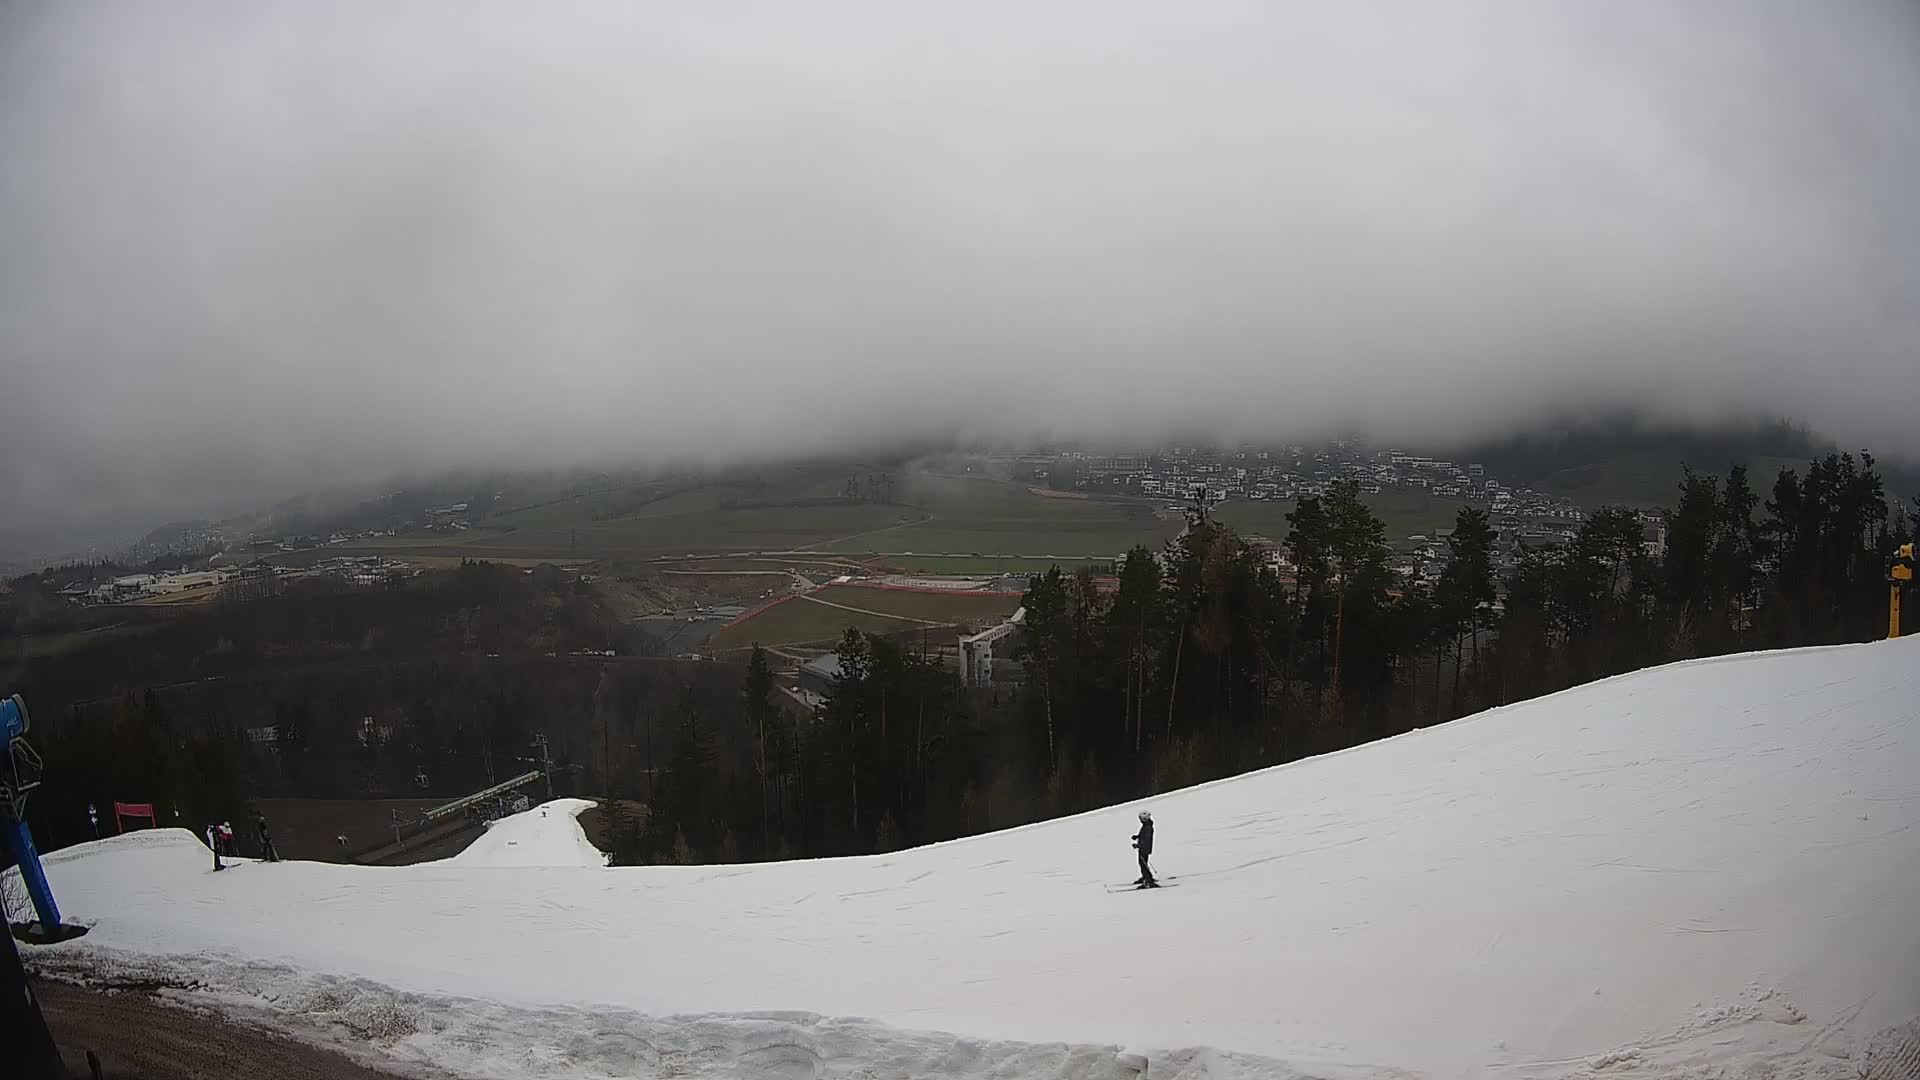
(2, 2, 1916, 553)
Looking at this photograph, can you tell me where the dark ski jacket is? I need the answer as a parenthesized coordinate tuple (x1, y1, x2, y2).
(1132, 820, 1154, 856)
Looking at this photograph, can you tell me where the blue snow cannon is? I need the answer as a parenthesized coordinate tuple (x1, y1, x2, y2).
(2, 692, 67, 933)
(0, 693, 27, 741)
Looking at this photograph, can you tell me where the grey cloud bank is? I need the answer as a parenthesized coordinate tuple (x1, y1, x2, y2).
(2, 1, 1916, 553)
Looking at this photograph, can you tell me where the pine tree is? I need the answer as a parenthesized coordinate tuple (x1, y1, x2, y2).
(1714, 465, 1761, 642)
(1321, 480, 1391, 700)
(1663, 469, 1727, 650)
(1435, 506, 1497, 718)
(1021, 568, 1070, 773)
(743, 646, 777, 851)
(1286, 494, 1335, 697)
(1108, 546, 1165, 756)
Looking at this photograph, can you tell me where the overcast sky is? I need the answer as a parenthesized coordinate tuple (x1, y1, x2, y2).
(2, 1, 1916, 556)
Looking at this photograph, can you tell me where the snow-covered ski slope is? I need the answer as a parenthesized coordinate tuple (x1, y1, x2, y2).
(24, 639, 1920, 1080)
(446, 797, 608, 867)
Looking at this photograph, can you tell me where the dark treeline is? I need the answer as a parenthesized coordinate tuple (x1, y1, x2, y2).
(5, 453, 1909, 868)
(630, 452, 1907, 864)
(8, 560, 691, 853)
(21, 653, 749, 856)
(23, 688, 255, 850)
(11, 560, 637, 711)
(1490, 454, 1902, 700)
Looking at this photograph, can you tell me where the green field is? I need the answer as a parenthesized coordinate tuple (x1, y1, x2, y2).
(828, 524, 1163, 558)
(338, 465, 1619, 571)
(344, 500, 922, 562)
(708, 584, 1021, 652)
(654, 555, 875, 574)
(866, 555, 1112, 574)
(707, 600, 903, 652)
(822, 473, 1179, 560)
(812, 585, 1021, 622)
(340, 470, 1179, 568)
(333, 470, 1551, 571)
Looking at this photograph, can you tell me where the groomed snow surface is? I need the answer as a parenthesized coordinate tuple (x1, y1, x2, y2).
(19, 639, 1920, 1080)
(447, 798, 609, 868)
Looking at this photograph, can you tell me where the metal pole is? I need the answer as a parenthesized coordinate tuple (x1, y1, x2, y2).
(536, 735, 554, 801)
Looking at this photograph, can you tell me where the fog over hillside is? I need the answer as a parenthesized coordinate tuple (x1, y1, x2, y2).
(3, 2, 1916, 556)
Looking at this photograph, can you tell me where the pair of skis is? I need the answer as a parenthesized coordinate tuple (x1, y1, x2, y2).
(1105, 875, 1179, 893)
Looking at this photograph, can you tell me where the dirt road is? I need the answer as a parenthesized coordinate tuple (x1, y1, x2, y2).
(34, 978, 423, 1080)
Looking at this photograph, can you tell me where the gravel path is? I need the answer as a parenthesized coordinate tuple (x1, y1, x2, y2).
(34, 978, 422, 1080)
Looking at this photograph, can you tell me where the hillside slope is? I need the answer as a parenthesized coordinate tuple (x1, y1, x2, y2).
(21, 639, 1920, 1080)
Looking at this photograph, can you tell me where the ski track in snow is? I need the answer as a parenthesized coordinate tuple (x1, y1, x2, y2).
(16, 638, 1920, 1080)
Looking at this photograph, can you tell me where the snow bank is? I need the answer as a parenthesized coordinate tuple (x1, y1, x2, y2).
(446, 798, 608, 868)
(22, 639, 1920, 1080)
(28, 944, 1310, 1080)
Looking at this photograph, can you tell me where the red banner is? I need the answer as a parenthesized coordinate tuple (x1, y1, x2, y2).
(114, 801, 157, 832)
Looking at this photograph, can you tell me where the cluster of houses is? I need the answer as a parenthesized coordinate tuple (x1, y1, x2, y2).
(1035, 443, 1617, 582)
(422, 503, 471, 532)
(1238, 510, 1659, 584)
(1056, 444, 1584, 523)
(56, 568, 231, 604)
(53, 553, 419, 604)
(314, 555, 414, 586)
(246, 529, 401, 556)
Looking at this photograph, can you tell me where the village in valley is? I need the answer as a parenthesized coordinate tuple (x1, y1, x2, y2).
(12, 438, 1674, 722)
(1021, 440, 1646, 580)
(38, 438, 1653, 609)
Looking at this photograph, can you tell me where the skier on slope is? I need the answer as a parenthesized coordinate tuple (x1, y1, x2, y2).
(1131, 810, 1157, 888)
(256, 813, 280, 862)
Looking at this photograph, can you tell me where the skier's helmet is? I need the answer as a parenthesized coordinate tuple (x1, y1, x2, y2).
(1138, 810, 1151, 821)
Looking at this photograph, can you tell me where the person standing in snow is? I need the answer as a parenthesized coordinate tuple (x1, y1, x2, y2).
(256, 813, 279, 862)
(217, 821, 235, 856)
(206, 825, 225, 871)
(1131, 810, 1157, 887)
